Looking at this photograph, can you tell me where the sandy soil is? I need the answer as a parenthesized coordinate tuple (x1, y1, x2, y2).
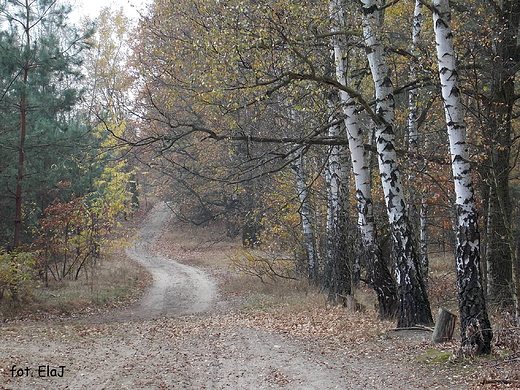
(0, 202, 478, 389)
(116, 202, 217, 320)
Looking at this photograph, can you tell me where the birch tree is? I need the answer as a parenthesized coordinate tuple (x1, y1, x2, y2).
(432, 0, 492, 354)
(290, 148, 319, 281)
(360, 0, 432, 327)
(324, 90, 352, 299)
(329, 0, 397, 318)
(408, 0, 422, 152)
(407, 0, 429, 282)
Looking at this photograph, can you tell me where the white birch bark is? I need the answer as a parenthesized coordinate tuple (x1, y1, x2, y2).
(360, 0, 400, 225)
(325, 91, 351, 296)
(408, 0, 422, 149)
(361, 0, 431, 327)
(290, 149, 317, 279)
(419, 198, 428, 279)
(329, 0, 397, 317)
(433, 0, 492, 354)
(330, 0, 374, 248)
(408, 0, 429, 282)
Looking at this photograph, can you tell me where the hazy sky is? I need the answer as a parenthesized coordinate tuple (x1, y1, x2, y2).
(69, 0, 148, 24)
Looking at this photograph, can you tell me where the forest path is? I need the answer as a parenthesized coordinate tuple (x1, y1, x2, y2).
(123, 201, 217, 319)
(0, 203, 473, 389)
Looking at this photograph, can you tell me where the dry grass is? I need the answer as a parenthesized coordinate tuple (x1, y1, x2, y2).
(157, 218, 238, 269)
(0, 204, 158, 321)
(156, 216, 387, 324)
(5, 206, 518, 387)
(424, 250, 520, 389)
(427, 251, 458, 315)
(0, 251, 150, 321)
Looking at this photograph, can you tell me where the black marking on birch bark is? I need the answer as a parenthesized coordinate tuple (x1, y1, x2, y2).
(439, 66, 449, 74)
(362, 4, 378, 15)
(382, 76, 393, 87)
(387, 190, 396, 205)
(449, 86, 460, 97)
(391, 171, 399, 184)
(381, 142, 395, 152)
(447, 69, 459, 80)
(463, 197, 475, 205)
(435, 18, 448, 29)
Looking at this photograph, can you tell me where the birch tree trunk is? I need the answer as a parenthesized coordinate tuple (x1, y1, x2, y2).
(360, 0, 432, 327)
(290, 149, 318, 281)
(419, 198, 428, 281)
(329, 0, 397, 318)
(408, 0, 422, 151)
(408, 0, 429, 282)
(324, 90, 352, 299)
(433, 0, 492, 354)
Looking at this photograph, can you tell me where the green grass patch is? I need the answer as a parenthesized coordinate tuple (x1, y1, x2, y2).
(421, 348, 453, 363)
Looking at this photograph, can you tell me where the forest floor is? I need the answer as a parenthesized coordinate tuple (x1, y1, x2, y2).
(0, 202, 518, 389)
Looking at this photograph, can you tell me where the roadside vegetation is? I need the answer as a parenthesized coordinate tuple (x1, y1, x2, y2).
(1, 1, 520, 386)
(0, 209, 151, 321)
(0, 251, 149, 321)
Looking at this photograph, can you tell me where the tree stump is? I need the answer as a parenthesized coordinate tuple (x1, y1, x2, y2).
(432, 307, 457, 343)
(338, 294, 366, 313)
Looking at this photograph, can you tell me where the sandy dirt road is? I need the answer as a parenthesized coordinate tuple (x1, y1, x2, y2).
(122, 202, 217, 319)
(0, 203, 471, 389)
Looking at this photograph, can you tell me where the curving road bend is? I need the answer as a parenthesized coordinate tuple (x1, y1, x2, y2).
(124, 202, 217, 319)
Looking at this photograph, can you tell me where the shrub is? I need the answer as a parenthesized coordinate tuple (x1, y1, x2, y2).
(0, 250, 36, 302)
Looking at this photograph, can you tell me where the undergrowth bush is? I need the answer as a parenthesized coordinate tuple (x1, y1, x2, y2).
(0, 250, 36, 302)
(231, 249, 299, 283)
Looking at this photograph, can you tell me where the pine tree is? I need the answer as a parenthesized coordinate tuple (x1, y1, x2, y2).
(0, 0, 91, 248)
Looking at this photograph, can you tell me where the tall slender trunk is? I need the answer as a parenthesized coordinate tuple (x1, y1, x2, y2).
(419, 198, 428, 281)
(360, 0, 432, 327)
(324, 90, 352, 299)
(290, 150, 318, 281)
(513, 237, 520, 325)
(433, 0, 492, 354)
(408, 0, 429, 282)
(486, 175, 512, 305)
(14, 94, 27, 249)
(14, 1, 31, 248)
(483, 0, 520, 308)
(408, 0, 422, 151)
(329, 0, 397, 318)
